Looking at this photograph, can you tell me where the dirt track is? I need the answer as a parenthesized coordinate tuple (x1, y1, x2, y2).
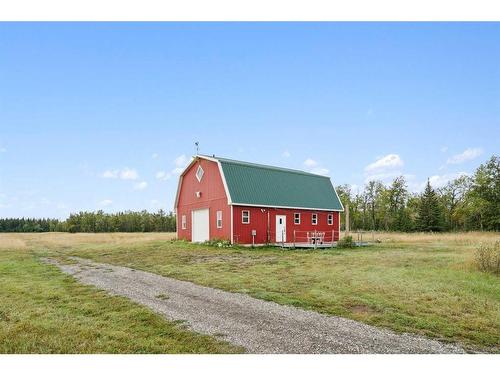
(46, 257, 465, 354)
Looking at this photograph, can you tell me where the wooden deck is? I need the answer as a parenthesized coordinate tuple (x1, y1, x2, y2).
(278, 242, 336, 248)
(275, 241, 371, 249)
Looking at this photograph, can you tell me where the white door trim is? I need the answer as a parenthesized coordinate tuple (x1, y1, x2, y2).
(275, 215, 286, 243)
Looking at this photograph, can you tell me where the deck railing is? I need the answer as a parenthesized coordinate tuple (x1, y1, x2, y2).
(232, 229, 375, 247)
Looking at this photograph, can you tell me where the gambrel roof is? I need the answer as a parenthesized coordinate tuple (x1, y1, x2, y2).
(176, 155, 344, 212)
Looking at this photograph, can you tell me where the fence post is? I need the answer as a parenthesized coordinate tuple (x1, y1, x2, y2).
(331, 230, 334, 248)
(282, 230, 284, 249)
(314, 229, 317, 249)
(345, 203, 350, 238)
(293, 230, 296, 249)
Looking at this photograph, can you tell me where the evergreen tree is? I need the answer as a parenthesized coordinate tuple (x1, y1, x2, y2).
(417, 179, 444, 232)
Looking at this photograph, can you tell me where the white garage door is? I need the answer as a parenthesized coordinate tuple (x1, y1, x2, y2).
(192, 208, 210, 243)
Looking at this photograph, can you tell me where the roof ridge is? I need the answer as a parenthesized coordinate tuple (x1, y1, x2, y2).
(201, 155, 330, 179)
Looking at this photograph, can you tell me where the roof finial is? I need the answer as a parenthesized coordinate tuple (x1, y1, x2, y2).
(195, 141, 199, 155)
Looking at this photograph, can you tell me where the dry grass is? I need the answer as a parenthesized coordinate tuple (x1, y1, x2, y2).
(0, 232, 176, 251)
(0, 234, 29, 250)
(3, 231, 496, 249)
(475, 241, 500, 275)
(343, 231, 500, 245)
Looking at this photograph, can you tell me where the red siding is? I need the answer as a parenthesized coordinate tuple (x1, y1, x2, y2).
(232, 206, 340, 245)
(176, 159, 231, 241)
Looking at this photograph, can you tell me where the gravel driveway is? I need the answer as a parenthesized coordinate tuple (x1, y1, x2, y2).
(46, 257, 465, 354)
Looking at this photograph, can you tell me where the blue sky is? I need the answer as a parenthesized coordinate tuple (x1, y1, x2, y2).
(0, 22, 499, 219)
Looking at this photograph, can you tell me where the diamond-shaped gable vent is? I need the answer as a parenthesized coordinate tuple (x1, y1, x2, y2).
(196, 165, 204, 182)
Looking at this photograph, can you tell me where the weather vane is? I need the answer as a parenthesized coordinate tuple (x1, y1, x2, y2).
(195, 141, 199, 155)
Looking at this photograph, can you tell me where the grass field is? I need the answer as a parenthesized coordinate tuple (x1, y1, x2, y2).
(0, 234, 241, 353)
(1, 232, 499, 353)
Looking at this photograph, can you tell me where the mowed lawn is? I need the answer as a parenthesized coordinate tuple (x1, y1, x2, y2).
(0, 234, 241, 353)
(1, 232, 499, 353)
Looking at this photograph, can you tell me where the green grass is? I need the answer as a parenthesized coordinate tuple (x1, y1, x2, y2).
(1, 232, 499, 353)
(44, 235, 500, 353)
(0, 248, 241, 353)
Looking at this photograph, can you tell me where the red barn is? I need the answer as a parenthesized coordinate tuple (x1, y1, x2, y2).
(175, 155, 344, 246)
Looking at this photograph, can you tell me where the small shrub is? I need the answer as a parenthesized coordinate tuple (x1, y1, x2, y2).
(475, 241, 500, 275)
(203, 238, 232, 248)
(337, 235, 355, 249)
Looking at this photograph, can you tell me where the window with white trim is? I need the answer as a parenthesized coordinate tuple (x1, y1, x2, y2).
(328, 214, 333, 225)
(196, 165, 204, 182)
(181, 215, 187, 229)
(242, 210, 250, 224)
(294, 213, 301, 225)
(216, 210, 223, 228)
(312, 213, 318, 225)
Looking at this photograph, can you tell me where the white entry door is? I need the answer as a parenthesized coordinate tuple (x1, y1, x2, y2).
(192, 208, 209, 243)
(276, 215, 286, 243)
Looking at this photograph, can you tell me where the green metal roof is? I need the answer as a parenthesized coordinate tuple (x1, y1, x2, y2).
(215, 157, 344, 211)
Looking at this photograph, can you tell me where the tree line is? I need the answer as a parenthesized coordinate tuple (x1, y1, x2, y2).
(1, 155, 498, 234)
(336, 155, 499, 232)
(0, 210, 176, 233)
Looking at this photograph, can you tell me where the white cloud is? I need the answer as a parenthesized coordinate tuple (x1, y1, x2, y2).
(133, 181, 148, 190)
(172, 167, 184, 175)
(310, 167, 329, 176)
(171, 154, 190, 175)
(156, 171, 171, 181)
(152, 153, 159, 160)
(410, 172, 469, 192)
(101, 169, 118, 178)
(120, 168, 138, 180)
(446, 148, 483, 165)
(303, 158, 318, 168)
(303, 158, 329, 176)
(99, 199, 113, 207)
(428, 172, 469, 189)
(365, 154, 404, 173)
(0, 147, 6, 153)
(101, 167, 139, 180)
(174, 154, 188, 168)
(282, 150, 291, 158)
(363, 154, 404, 183)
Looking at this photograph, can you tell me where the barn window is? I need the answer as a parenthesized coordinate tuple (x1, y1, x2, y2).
(181, 215, 187, 229)
(312, 213, 318, 225)
(328, 214, 333, 225)
(216, 210, 223, 228)
(242, 210, 250, 224)
(294, 213, 301, 225)
(196, 165, 204, 182)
